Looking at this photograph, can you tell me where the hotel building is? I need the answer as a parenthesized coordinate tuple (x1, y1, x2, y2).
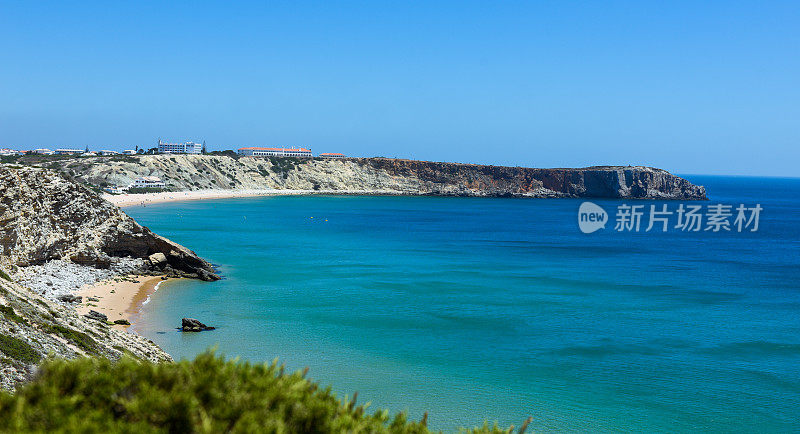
(158, 140, 202, 154)
(237, 147, 312, 158)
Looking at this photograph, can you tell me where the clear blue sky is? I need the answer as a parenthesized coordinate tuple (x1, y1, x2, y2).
(1, 1, 798, 176)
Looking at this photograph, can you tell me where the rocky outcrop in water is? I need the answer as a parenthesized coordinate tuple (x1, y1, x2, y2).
(0, 165, 219, 280)
(49, 155, 706, 200)
(181, 317, 215, 332)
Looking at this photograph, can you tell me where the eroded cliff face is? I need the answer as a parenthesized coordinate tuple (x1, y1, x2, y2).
(56, 155, 707, 200)
(361, 160, 707, 199)
(0, 165, 218, 280)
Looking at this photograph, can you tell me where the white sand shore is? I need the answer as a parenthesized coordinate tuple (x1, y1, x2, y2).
(103, 188, 403, 207)
(103, 189, 307, 207)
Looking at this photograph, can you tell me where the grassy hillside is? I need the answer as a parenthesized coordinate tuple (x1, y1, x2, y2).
(0, 352, 525, 433)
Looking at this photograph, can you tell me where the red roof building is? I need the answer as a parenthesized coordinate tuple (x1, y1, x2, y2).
(237, 147, 312, 157)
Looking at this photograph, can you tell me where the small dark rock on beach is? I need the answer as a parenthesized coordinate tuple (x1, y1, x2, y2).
(57, 294, 82, 303)
(84, 310, 108, 322)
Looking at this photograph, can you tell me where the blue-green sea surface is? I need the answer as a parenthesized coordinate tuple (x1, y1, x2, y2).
(128, 176, 800, 432)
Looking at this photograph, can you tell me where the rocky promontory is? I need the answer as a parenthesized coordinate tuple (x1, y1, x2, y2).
(0, 164, 225, 389)
(0, 165, 218, 280)
(0, 164, 221, 385)
(45, 155, 706, 200)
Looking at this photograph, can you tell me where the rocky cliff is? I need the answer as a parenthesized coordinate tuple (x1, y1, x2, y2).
(0, 273, 171, 390)
(51, 155, 707, 200)
(0, 165, 218, 280)
(0, 164, 227, 389)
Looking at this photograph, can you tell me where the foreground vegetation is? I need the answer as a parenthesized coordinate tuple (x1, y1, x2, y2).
(0, 352, 526, 433)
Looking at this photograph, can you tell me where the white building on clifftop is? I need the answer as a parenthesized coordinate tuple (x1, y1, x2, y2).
(237, 147, 312, 157)
(158, 140, 202, 154)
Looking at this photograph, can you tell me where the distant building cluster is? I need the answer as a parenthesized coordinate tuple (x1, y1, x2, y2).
(1, 139, 347, 159)
(0, 147, 136, 156)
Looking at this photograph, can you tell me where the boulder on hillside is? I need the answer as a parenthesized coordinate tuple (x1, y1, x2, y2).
(57, 294, 82, 304)
(84, 310, 108, 322)
(148, 252, 167, 266)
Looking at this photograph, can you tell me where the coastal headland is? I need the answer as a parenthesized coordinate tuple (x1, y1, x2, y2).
(39, 154, 707, 200)
(0, 156, 707, 390)
(0, 164, 217, 389)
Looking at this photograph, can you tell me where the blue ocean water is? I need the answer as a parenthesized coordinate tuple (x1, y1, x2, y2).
(127, 176, 800, 432)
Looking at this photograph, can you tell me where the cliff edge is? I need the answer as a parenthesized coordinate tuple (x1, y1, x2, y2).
(50, 155, 707, 200)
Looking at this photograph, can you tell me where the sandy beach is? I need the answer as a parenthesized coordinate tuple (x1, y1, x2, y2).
(75, 275, 169, 327)
(103, 188, 405, 207)
(102, 189, 310, 207)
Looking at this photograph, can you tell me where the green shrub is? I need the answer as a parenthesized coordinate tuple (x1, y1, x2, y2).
(45, 325, 96, 353)
(0, 269, 11, 281)
(126, 187, 170, 194)
(107, 155, 138, 163)
(208, 150, 239, 158)
(0, 353, 517, 433)
(268, 156, 302, 175)
(0, 305, 28, 326)
(0, 155, 21, 164)
(0, 334, 40, 364)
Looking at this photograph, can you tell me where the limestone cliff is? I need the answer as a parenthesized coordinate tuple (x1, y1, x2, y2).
(0, 165, 218, 280)
(52, 155, 707, 200)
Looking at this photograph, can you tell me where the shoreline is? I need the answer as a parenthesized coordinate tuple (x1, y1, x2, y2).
(102, 188, 404, 207)
(75, 275, 169, 327)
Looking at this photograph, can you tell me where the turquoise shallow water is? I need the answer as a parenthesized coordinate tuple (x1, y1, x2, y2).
(128, 176, 800, 432)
